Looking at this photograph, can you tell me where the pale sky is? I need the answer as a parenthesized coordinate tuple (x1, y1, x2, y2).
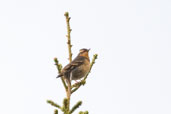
(0, 0, 171, 114)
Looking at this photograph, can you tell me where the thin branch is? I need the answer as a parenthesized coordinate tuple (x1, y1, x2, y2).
(66, 79, 71, 111)
(47, 100, 62, 110)
(71, 54, 98, 94)
(54, 58, 67, 91)
(69, 101, 82, 114)
(64, 12, 72, 112)
(64, 12, 72, 62)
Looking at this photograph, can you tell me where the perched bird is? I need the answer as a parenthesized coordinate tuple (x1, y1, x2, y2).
(57, 48, 90, 81)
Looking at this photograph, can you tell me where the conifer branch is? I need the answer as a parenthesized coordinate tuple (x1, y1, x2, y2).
(64, 12, 72, 112)
(64, 12, 72, 62)
(69, 101, 82, 114)
(47, 100, 62, 110)
(66, 79, 71, 111)
(54, 58, 67, 91)
(62, 98, 68, 113)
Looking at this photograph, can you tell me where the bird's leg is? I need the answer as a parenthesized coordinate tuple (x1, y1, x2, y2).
(74, 80, 82, 87)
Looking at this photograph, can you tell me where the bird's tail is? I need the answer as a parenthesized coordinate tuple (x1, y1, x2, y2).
(56, 74, 63, 78)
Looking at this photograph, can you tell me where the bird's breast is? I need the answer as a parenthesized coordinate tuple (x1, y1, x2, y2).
(71, 60, 90, 80)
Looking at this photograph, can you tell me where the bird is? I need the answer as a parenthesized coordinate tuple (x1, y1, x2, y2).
(57, 48, 90, 81)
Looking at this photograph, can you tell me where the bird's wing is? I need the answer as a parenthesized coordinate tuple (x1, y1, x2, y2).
(64, 61, 83, 71)
(63, 56, 85, 72)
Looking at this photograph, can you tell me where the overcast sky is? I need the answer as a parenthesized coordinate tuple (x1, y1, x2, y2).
(0, 0, 171, 114)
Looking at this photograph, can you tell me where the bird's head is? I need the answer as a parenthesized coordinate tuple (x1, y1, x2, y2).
(78, 48, 90, 58)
